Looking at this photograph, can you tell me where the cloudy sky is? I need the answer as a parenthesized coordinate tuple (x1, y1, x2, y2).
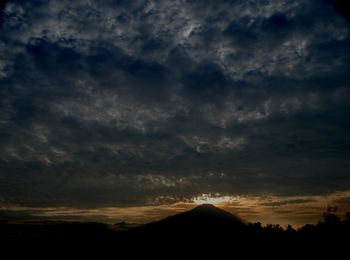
(0, 0, 350, 226)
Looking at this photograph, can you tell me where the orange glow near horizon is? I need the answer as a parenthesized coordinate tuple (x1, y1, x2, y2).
(2, 190, 350, 227)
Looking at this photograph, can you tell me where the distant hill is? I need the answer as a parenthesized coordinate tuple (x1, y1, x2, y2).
(121, 204, 250, 249)
(1, 203, 349, 256)
(133, 204, 245, 234)
(112, 221, 141, 231)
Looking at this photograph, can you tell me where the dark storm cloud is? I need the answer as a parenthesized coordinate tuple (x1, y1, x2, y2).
(329, 0, 350, 21)
(0, 0, 350, 209)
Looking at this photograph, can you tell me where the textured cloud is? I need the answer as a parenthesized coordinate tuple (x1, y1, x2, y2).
(0, 0, 350, 222)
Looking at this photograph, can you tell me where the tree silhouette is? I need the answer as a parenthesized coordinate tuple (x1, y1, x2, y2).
(323, 206, 341, 225)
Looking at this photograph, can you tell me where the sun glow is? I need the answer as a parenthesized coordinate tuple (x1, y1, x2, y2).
(192, 193, 235, 205)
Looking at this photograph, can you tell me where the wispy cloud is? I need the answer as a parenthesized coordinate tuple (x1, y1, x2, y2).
(0, 0, 349, 223)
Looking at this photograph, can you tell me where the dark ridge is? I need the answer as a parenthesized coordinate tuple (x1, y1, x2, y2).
(0, 205, 349, 257)
(113, 221, 141, 231)
(131, 204, 245, 236)
(172, 203, 244, 223)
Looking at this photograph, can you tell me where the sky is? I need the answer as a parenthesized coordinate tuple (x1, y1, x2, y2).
(0, 0, 350, 227)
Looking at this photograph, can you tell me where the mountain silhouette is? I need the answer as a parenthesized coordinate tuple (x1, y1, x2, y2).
(130, 204, 245, 236)
(160, 203, 243, 225)
(1, 204, 349, 257)
(178, 203, 243, 222)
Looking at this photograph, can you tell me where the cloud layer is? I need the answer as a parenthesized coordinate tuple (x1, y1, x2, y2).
(0, 0, 350, 222)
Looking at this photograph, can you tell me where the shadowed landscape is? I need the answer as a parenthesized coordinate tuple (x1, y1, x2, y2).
(1, 204, 349, 254)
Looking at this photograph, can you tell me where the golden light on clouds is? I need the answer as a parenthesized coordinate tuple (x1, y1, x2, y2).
(2, 191, 350, 227)
(192, 193, 236, 205)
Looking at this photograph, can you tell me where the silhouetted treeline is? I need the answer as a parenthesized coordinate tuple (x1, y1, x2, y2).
(0, 206, 349, 256)
(243, 207, 350, 254)
(251, 207, 349, 234)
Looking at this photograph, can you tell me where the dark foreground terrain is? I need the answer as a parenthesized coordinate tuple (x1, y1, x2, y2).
(1, 204, 349, 256)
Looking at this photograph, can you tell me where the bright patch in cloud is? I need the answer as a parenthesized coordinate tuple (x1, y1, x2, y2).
(192, 193, 236, 205)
